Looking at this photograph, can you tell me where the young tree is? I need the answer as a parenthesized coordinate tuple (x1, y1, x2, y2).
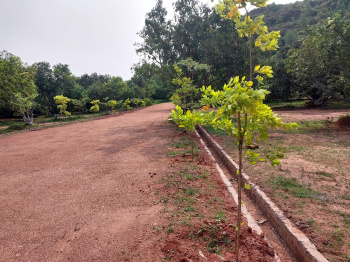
(171, 1, 297, 260)
(89, 100, 100, 113)
(107, 100, 117, 111)
(171, 58, 211, 111)
(54, 95, 71, 118)
(71, 95, 90, 114)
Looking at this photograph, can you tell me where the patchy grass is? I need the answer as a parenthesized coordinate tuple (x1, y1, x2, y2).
(269, 175, 323, 199)
(341, 195, 350, 201)
(267, 100, 308, 110)
(267, 99, 350, 110)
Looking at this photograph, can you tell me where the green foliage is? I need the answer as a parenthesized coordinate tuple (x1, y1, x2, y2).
(171, 59, 210, 111)
(215, 0, 280, 80)
(170, 1, 297, 259)
(107, 100, 117, 110)
(130, 98, 146, 108)
(287, 11, 350, 105)
(33, 61, 56, 114)
(285, 20, 335, 105)
(54, 95, 71, 117)
(0, 51, 38, 124)
(136, 0, 250, 92)
(89, 99, 100, 113)
(71, 96, 89, 114)
(170, 105, 210, 132)
(123, 98, 132, 111)
(201, 76, 297, 153)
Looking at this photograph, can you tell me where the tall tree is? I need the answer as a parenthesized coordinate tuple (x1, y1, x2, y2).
(136, 0, 174, 69)
(53, 63, 76, 98)
(33, 62, 56, 114)
(0, 51, 38, 124)
(286, 14, 350, 105)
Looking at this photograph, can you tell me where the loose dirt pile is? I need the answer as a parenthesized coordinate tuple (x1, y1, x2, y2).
(335, 115, 350, 128)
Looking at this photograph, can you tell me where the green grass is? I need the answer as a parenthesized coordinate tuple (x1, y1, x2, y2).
(267, 99, 350, 110)
(267, 100, 308, 110)
(270, 175, 323, 199)
(336, 211, 350, 226)
(0, 120, 36, 134)
(341, 195, 350, 201)
(152, 99, 170, 105)
(319, 100, 350, 109)
(316, 171, 336, 180)
(283, 120, 330, 134)
(48, 115, 86, 122)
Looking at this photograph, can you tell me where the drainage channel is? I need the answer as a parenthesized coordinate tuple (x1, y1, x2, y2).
(196, 126, 328, 262)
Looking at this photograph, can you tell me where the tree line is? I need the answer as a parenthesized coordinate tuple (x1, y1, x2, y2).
(136, 0, 350, 106)
(0, 51, 159, 123)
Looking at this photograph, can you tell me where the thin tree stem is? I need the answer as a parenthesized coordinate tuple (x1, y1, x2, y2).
(235, 111, 243, 261)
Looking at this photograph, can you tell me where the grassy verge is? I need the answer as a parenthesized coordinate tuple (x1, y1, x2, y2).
(203, 118, 350, 261)
(0, 104, 156, 136)
(267, 99, 350, 110)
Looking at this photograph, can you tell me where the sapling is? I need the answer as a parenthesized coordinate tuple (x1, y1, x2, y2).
(54, 95, 71, 118)
(170, 106, 213, 161)
(171, 0, 298, 260)
(89, 100, 100, 113)
(107, 100, 117, 111)
(171, 59, 210, 111)
(123, 98, 132, 111)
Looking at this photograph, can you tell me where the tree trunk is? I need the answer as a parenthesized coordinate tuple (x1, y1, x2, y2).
(23, 108, 34, 125)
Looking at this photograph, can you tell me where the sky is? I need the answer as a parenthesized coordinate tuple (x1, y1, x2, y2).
(0, 0, 300, 80)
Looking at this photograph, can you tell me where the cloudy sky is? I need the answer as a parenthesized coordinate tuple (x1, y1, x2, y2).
(0, 0, 300, 80)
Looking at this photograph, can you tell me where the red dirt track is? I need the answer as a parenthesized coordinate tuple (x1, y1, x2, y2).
(0, 103, 175, 261)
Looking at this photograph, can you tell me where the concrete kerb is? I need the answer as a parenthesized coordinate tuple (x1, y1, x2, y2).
(195, 130, 281, 262)
(196, 125, 328, 262)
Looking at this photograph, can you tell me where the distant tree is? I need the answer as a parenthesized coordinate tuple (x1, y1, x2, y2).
(136, 0, 174, 70)
(0, 51, 38, 124)
(89, 100, 100, 113)
(171, 58, 211, 111)
(87, 76, 127, 101)
(286, 14, 350, 105)
(33, 61, 56, 114)
(129, 62, 159, 98)
(71, 95, 89, 114)
(54, 95, 71, 118)
(53, 64, 76, 98)
(78, 73, 111, 89)
(284, 29, 298, 45)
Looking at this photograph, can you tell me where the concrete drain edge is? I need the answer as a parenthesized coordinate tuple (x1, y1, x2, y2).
(195, 130, 281, 262)
(196, 125, 328, 262)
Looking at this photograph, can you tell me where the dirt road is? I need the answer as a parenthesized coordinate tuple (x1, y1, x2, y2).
(0, 103, 175, 261)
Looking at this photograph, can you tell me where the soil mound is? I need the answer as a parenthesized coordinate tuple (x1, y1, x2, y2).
(335, 115, 350, 127)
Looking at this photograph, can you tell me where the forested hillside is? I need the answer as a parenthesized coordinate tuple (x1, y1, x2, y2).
(252, 0, 349, 35)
